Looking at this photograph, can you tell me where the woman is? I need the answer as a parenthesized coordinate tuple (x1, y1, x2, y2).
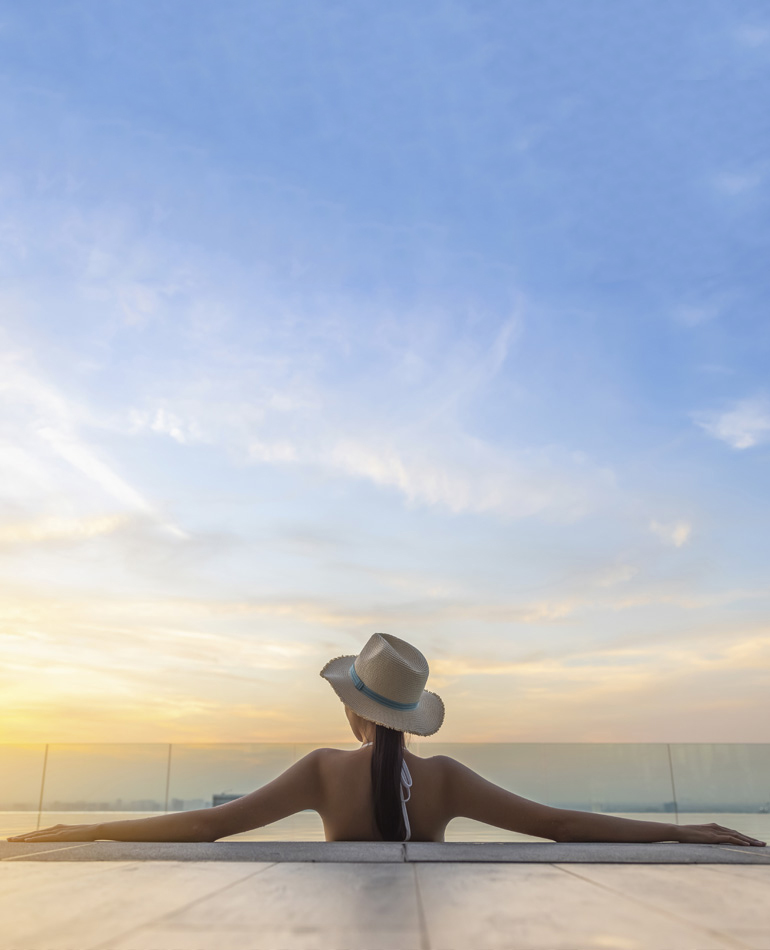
(7, 633, 766, 847)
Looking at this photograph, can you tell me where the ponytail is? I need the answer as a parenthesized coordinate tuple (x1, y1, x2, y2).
(370, 723, 406, 841)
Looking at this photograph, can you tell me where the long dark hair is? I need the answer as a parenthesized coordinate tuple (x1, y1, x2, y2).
(371, 723, 407, 841)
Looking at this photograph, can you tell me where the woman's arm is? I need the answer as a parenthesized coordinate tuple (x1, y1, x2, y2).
(98, 810, 213, 842)
(7, 810, 214, 844)
(439, 756, 765, 846)
(7, 749, 327, 844)
(561, 810, 765, 846)
(559, 810, 678, 843)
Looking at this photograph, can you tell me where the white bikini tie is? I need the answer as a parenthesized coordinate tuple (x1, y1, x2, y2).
(362, 741, 412, 841)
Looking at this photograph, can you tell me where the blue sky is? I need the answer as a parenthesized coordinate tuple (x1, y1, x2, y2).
(1, 1, 769, 743)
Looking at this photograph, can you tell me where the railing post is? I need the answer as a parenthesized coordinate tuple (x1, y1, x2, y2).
(164, 743, 173, 813)
(35, 744, 49, 831)
(666, 743, 679, 825)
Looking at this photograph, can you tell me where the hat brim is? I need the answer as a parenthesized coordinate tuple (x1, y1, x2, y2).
(320, 654, 445, 737)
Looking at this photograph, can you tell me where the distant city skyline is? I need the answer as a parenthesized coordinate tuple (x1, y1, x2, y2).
(2, 2, 769, 744)
(2, 742, 768, 815)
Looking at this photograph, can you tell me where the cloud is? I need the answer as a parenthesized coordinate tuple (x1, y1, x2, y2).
(672, 303, 721, 328)
(1, 198, 608, 528)
(127, 407, 204, 445)
(0, 514, 131, 546)
(37, 425, 156, 515)
(432, 634, 770, 683)
(244, 434, 616, 521)
(105, 292, 613, 523)
(649, 520, 691, 547)
(3, 583, 769, 742)
(408, 632, 770, 741)
(733, 25, 770, 48)
(594, 563, 638, 588)
(694, 395, 770, 449)
(121, 372, 615, 523)
(0, 342, 188, 538)
(713, 170, 765, 195)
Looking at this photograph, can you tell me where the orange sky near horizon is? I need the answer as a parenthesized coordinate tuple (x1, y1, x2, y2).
(3, 584, 769, 745)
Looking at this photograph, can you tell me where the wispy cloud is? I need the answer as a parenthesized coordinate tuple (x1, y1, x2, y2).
(127, 407, 203, 445)
(671, 302, 723, 328)
(4, 583, 769, 742)
(113, 307, 615, 523)
(712, 170, 765, 195)
(0, 342, 188, 538)
(733, 24, 770, 48)
(0, 514, 131, 546)
(593, 563, 638, 587)
(649, 519, 691, 547)
(694, 395, 770, 449)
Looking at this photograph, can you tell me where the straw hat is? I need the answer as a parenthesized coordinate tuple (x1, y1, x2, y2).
(320, 632, 445, 736)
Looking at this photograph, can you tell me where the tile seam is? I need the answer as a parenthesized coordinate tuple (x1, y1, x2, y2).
(85, 861, 279, 950)
(1, 842, 95, 861)
(412, 863, 432, 950)
(553, 863, 752, 950)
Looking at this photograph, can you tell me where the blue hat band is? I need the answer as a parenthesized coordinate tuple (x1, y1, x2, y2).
(349, 663, 420, 710)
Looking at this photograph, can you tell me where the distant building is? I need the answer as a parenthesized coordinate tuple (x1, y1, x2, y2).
(212, 793, 243, 807)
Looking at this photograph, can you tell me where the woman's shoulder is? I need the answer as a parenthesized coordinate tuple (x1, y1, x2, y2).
(311, 746, 451, 768)
(308, 746, 457, 770)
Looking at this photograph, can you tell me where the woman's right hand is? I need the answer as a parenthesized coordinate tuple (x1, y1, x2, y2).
(7, 823, 101, 842)
(675, 822, 765, 846)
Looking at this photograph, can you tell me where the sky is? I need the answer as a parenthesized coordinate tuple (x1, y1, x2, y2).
(1, 0, 769, 745)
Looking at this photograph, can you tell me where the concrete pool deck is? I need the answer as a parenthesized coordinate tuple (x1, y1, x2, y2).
(2, 842, 769, 949)
(2, 839, 770, 864)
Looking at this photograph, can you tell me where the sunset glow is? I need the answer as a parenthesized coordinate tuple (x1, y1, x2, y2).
(2, 3, 769, 744)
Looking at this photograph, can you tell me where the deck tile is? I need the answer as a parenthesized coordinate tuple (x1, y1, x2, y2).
(103, 862, 424, 950)
(416, 863, 738, 949)
(556, 863, 770, 949)
(0, 860, 270, 950)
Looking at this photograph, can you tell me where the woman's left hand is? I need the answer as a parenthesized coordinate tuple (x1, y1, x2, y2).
(7, 823, 100, 842)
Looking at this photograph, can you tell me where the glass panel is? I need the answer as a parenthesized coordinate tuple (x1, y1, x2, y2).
(3, 742, 767, 843)
(670, 743, 770, 810)
(416, 742, 673, 810)
(669, 743, 770, 840)
(25, 743, 170, 840)
(0, 744, 47, 839)
(415, 742, 553, 801)
(539, 743, 674, 812)
(167, 743, 295, 809)
(166, 743, 320, 840)
(417, 742, 675, 841)
(40, 743, 169, 811)
(0, 744, 47, 809)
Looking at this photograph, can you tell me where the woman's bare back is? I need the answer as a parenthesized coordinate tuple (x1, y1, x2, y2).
(318, 745, 448, 842)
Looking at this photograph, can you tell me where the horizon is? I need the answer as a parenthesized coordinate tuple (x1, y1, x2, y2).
(2, 2, 769, 744)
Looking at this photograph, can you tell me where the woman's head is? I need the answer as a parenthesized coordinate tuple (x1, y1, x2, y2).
(319, 632, 445, 737)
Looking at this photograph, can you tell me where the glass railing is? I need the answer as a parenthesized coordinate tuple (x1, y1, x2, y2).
(2, 743, 768, 842)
